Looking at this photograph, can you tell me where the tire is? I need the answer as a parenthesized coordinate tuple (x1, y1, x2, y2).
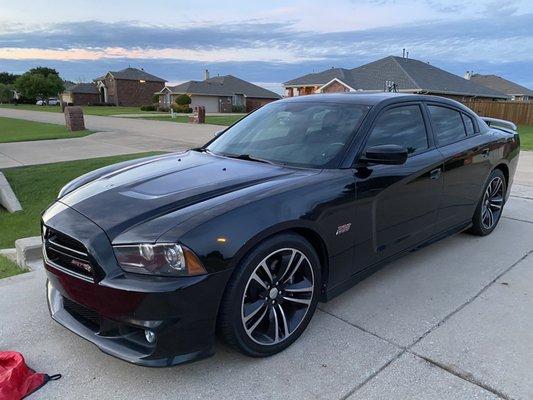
(218, 233, 321, 357)
(468, 169, 506, 236)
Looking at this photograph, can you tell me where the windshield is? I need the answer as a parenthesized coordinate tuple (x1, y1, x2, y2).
(206, 101, 370, 168)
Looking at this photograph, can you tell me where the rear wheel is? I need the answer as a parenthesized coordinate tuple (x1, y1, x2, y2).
(218, 233, 321, 357)
(469, 169, 506, 236)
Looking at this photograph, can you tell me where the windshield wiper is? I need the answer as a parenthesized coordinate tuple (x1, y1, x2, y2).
(223, 153, 273, 164)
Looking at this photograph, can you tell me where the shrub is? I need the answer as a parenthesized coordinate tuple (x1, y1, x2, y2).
(171, 103, 192, 113)
(175, 94, 191, 106)
(152, 94, 160, 103)
(232, 105, 246, 113)
(157, 105, 170, 112)
(140, 104, 157, 111)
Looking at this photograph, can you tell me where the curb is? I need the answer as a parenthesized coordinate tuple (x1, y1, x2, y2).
(15, 236, 43, 270)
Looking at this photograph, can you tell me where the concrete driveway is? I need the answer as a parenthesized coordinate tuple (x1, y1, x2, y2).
(0, 108, 219, 168)
(1, 186, 532, 399)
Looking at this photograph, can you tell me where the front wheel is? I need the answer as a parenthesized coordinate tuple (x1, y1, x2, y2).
(218, 233, 321, 357)
(469, 169, 506, 236)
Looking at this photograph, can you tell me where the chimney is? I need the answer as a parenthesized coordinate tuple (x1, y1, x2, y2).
(205, 69, 210, 80)
(406, 51, 409, 59)
(402, 48, 405, 58)
(464, 71, 472, 80)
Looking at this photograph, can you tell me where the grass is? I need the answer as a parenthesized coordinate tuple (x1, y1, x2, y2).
(518, 125, 533, 151)
(0, 116, 93, 143)
(0, 152, 163, 249)
(0, 255, 26, 279)
(138, 114, 245, 126)
(0, 104, 161, 116)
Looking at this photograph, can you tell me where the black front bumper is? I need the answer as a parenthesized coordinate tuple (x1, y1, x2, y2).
(46, 268, 230, 367)
(43, 201, 232, 367)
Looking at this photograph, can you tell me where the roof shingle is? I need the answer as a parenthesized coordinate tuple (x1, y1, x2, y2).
(65, 82, 99, 94)
(163, 75, 280, 99)
(469, 74, 533, 97)
(284, 56, 509, 99)
(96, 67, 166, 83)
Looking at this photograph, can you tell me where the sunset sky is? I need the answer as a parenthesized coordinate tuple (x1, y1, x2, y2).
(1, 0, 532, 93)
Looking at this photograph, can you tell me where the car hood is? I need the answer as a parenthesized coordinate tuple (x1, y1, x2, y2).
(59, 151, 298, 240)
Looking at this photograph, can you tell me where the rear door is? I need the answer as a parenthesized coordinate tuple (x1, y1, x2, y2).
(425, 103, 493, 232)
(352, 102, 444, 271)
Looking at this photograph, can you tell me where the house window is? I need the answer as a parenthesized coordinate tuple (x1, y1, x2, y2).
(233, 94, 244, 107)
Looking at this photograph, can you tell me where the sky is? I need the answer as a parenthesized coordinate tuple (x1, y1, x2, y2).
(0, 0, 532, 94)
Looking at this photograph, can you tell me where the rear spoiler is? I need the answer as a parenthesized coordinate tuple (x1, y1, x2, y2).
(481, 117, 517, 133)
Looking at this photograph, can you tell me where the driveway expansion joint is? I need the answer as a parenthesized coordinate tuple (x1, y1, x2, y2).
(410, 352, 513, 400)
(321, 249, 533, 399)
(502, 216, 533, 225)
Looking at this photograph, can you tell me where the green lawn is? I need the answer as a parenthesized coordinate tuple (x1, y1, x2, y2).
(518, 125, 533, 151)
(0, 152, 163, 249)
(0, 104, 161, 116)
(138, 114, 245, 126)
(0, 116, 93, 143)
(0, 255, 26, 279)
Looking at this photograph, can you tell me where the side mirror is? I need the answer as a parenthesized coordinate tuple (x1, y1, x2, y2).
(360, 144, 408, 165)
(213, 130, 224, 138)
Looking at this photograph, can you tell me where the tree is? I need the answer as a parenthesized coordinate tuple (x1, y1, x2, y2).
(0, 72, 20, 85)
(14, 72, 64, 100)
(28, 67, 59, 78)
(0, 83, 13, 103)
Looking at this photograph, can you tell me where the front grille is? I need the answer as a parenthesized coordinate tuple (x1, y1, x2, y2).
(44, 227, 94, 281)
(63, 297, 100, 328)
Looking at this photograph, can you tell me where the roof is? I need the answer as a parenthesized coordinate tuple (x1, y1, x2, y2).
(469, 74, 533, 97)
(284, 56, 509, 99)
(284, 68, 353, 87)
(95, 67, 166, 83)
(161, 75, 281, 99)
(64, 82, 99, 94)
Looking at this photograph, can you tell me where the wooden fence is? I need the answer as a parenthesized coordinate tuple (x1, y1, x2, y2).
(461, 100, 533, 126)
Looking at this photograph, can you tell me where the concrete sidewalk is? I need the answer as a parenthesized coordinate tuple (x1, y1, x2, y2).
(0, 189, 531, 399)
(0, 108, 219, 168)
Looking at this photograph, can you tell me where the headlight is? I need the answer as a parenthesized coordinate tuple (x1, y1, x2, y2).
(113, 243, 206, 277)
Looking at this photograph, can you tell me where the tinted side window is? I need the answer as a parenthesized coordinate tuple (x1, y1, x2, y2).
(366, 105, 428, 156)
(429, 105, 467, 145)
(462, 114, 476, 136)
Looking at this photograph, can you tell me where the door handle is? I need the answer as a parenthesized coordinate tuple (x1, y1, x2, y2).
(430, 168, 441, 180)
(481, 148, 490, 158)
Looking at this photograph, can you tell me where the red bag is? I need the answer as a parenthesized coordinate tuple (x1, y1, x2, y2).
(0, 352, 61, 400)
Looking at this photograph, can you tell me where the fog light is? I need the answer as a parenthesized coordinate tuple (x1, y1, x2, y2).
(145, 330, 156, 343)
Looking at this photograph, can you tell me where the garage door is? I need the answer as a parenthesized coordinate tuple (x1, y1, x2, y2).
(191, 95, 219, 113)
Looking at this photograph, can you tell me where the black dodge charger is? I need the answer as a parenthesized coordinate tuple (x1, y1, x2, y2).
(43, 93, 520, 366)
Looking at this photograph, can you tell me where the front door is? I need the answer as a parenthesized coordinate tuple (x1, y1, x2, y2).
(351, 103, 444, 271)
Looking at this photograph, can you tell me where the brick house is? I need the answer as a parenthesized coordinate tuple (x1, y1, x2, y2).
(284, 56, 509, 101)
(61, 83, 100, 106)
(94, 67, 166, 106)
(156, 72, 281, 113)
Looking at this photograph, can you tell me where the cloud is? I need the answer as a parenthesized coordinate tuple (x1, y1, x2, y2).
(0, 14, 531, 64)
(0, 10, 531, 89)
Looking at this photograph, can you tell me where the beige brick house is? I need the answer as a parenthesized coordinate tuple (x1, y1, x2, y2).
(156, 73, 280, 113)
